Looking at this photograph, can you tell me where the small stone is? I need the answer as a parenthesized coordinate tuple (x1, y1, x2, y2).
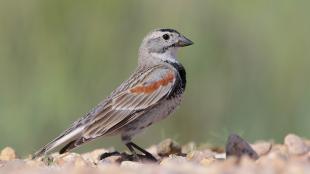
(186, 149, 214, 162)
(268, 144, 289, 160)
(0, 159, 26, 169)
(239, 155, 256, 166)
(157, 139, 182, 157)
(75, 156, 90, 168)
(214, 153, 226, 160)
(0, 147, 16, 161)
(25, 159, 45, 167)
(200, 157, 215, 166)
(289, 151, 310, 162)
(225, 134, 258, 160)
(304, 139, 310, 147)
(284, 134, 309, 155)
(53, 153, 93, 168)
(0, 160, 6, 167)
(181, 142, 196, 154)
(82, 148, 109, 163)
(54, 153, 90, 166)
(121, 161, 143, 169)
(160, 155, 205, 173)
(212, 156, 238, 169)
(267, 151, 289, 161)
(251, 142, 272, 156)
(256, 153, 287, 169)
(160, 155, 188, 166)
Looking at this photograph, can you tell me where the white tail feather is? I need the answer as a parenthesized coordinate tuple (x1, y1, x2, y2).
(33, 126, 84, 158)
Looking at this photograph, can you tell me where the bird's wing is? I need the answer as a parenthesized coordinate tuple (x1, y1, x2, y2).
(82, 65, 177, 139)
(32, 65, 177, 158)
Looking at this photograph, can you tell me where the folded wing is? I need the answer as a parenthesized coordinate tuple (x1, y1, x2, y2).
(82, 65, 177, 139)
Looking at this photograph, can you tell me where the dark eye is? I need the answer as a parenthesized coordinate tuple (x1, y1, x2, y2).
(162, 34, 170, 40)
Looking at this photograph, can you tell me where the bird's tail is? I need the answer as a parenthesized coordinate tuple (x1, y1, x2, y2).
(32, 126, 84, 159)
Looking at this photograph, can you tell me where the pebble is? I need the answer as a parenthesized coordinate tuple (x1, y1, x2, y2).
(0, 147, 16, 161)
(25, 159, 45, 167)
(186, 149, 214, 162)
(0, 160, 6, 167)
(200, 157, 215, 166)
(120, 161, 143, 169)
(74, 156, 89, 168)
(214, 153, 226, 160)
(304, 139, 310, 147)
(54, 153, 77, 165)
(82, 148, 110, 163)
(251, 142, 272, 156)
(267, 144, 289, 160)
(284, 134, 309, 155)
(181, 142, 196, 154)
(157, 139, 182, 157)
(160, 155, 188, 166)
(54, 153, 91, 167)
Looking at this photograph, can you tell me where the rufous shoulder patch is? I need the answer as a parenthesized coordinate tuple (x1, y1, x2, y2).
(130, 72, 174, 94)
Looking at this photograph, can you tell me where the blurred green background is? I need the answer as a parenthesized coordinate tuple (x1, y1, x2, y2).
(1, 0, 310, 156)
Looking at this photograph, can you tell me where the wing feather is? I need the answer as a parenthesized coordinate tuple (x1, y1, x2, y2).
(82, 65, 176, 139)
(33, 64, 178, 158)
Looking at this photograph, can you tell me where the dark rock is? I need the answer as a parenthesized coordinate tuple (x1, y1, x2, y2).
(226, 134, 258, 160)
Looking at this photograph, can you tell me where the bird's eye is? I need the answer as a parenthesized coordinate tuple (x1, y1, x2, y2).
(162, 34, 170, 40)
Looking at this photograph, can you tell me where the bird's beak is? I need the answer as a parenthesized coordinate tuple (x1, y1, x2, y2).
(176, 35, 194, 47)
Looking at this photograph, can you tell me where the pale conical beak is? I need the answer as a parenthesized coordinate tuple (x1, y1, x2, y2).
(176, 35, 194, 47)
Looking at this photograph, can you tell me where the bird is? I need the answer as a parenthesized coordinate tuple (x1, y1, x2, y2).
(32, 28, 193, 161)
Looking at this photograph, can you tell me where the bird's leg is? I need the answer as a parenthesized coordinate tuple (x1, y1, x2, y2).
(125, 143, 140, 161)
(126, 142, 157, 162)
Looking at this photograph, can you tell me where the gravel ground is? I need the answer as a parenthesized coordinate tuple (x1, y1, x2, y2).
(0, 134, 309, 174)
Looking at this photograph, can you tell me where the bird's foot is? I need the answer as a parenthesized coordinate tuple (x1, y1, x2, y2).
(140, 153, 157, 162)
(99, 151, 157, 163)
(99, 151, 121, 160)
(130, 153, 157, 162)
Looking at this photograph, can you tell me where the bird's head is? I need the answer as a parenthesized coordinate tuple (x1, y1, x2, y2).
(139, 28, 193, 65)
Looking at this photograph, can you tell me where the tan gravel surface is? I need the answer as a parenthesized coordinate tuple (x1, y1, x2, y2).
(0, 134, 309, 174)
